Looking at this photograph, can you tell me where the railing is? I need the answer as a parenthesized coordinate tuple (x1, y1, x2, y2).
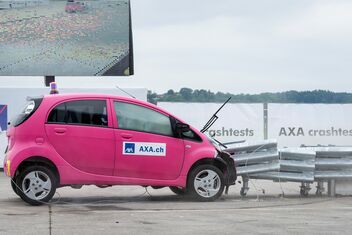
(226, 142, 352, 197)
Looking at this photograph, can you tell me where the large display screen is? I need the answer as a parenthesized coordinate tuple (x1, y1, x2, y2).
(0, 0, 133, 76)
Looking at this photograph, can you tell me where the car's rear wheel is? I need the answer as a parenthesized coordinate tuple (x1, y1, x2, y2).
(16, 165, 57, 206)
(187, 164, 225, 202)
(169, 186, 187, 195)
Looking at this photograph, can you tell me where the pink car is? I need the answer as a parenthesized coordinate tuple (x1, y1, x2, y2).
(4, 94, 236, 205)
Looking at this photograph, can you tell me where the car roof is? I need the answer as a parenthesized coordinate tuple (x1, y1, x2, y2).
(42, 93, 175, 117)
(43, 93, 148, 105)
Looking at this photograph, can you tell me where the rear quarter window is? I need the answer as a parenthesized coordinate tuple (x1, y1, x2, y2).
(12, 97, 43, 127)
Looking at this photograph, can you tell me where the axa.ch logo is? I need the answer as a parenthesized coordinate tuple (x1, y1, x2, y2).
(125, 143, 135, 153)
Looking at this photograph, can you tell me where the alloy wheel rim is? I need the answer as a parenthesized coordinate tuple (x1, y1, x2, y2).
(194, 169, 221, 198)
(22, 171, 52, 201)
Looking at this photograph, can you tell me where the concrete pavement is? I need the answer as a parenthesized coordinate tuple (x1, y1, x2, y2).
(0, 173, 351, 235)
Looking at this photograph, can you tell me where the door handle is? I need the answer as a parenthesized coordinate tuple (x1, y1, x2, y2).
(121, 133, 133, 139)
(54, 128, 66, 134)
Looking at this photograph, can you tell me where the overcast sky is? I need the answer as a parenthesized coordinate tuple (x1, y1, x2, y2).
(123, 0, 352, 94)
(2, 0, 352, 94)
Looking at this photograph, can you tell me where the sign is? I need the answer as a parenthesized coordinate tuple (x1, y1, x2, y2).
(123, 142, 167, 156)
(268, 104, 352, 147)
(158, 102, 264, 143)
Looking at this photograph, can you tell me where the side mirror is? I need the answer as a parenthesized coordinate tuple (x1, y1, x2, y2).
(175, 123, 190, 134)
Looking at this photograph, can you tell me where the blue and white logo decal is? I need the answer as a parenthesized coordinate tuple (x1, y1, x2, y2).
(123, 142, 166, 156)
(124, 143, 135, 154)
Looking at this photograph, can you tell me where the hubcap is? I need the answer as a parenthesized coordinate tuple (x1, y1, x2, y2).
(22, 171, 52, 201)
(194, 169, 221, 198)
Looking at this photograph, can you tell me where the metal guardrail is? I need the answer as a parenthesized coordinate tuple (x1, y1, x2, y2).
(278, 149, 315, 182)
(236, 162, 280, 175)
(226, 140, 279, 177)
(251, 172, 314, 182)
(227, 142, 352, 197)
(314, 147, 352, 181)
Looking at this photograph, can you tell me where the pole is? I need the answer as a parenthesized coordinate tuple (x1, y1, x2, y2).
(44, 76, 55, 87)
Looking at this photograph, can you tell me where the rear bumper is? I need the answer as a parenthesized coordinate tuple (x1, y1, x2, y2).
(216, 151, 237, 186)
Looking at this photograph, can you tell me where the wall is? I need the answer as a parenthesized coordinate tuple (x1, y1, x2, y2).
(268, 104, 352, 147)
(159, 102, 352, 148)
(158, 102, 264, 143)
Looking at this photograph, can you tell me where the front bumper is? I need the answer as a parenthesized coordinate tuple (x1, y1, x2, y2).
(216, 151, 237, 186)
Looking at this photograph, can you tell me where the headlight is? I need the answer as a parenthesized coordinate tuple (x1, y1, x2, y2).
(214, 149, 219, 158)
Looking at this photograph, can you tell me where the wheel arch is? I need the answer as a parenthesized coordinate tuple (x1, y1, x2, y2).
(187, 158, 228, 181)
(14, 156, 60, 185)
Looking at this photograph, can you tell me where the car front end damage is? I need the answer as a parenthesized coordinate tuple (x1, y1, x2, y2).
(215, 150, 237, 194)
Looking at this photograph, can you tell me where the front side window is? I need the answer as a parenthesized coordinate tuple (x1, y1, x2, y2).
(182, 129, 202, 142)
(48, 100, 108, 127)
(114, 102, 173, 136)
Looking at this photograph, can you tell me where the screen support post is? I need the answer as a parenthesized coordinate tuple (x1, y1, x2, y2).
(44, 76, 55, 87)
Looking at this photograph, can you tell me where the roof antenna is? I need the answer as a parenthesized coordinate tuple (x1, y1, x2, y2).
(116, 86, 136, 99)
(200, 97, 231, 133)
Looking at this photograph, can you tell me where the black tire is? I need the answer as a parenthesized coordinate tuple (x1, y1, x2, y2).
(16, 165, 57, 206)
(169, 186, 187, 195)
(300, 188, 309, 197)
(11, 179, 20, 196)
(187, 164, 225, 202)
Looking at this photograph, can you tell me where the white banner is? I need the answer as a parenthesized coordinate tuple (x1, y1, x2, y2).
(268, 104, 352, 147)
(158, 102, 264, 143)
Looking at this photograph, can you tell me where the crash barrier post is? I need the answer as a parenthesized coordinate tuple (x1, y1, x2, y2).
(313, 147, 352, 197)
(225, 140, 279, 196)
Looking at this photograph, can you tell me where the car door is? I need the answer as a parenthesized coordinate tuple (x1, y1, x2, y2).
(112, 100, 185, 180)
(45, 99, 115, 176)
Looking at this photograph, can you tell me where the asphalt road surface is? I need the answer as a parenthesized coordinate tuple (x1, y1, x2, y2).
(1, 173, 352, 234)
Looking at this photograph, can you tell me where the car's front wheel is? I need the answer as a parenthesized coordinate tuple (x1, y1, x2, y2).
(187, 164, 225, 202)
(16, 165, 57, 206)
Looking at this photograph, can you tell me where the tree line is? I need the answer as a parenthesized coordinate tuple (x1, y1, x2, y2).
(147, 88, 352, 104)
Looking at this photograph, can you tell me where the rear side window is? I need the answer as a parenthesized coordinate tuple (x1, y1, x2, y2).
(12, 97, 43, 127)
(114, 102, 173, 136)
(48, 100, 108, 127)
